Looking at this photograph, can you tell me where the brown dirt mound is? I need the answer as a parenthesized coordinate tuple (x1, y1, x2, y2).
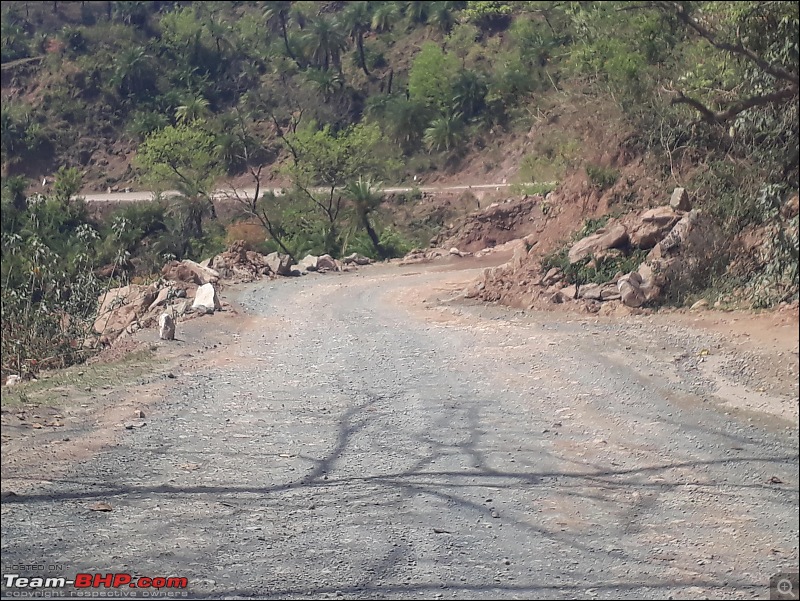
(431, 195, 546, 253)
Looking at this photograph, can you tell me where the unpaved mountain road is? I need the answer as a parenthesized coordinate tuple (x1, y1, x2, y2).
(76, 182, 526, 203)
(1, 258, 798, 600)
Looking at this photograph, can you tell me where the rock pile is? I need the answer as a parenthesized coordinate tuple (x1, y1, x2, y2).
(209, 240, 271, 282)
(470, 188, 704, 313)
(92, 241, 377, 347)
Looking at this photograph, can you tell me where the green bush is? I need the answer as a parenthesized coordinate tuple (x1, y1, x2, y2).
(586, 165, 619, 191)
(541, 247, 648, 286)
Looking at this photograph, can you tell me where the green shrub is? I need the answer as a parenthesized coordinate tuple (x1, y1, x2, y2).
(541, 247, 648, 286)
(586, 164, 619, 191)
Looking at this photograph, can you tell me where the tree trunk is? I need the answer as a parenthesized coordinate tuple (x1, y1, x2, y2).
(363, 216, 385, 258)
(357, 33, 370, 77)
(280, 13, 295, 59)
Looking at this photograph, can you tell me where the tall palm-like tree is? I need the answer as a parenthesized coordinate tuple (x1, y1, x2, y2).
(342, 1, 372, 77)
(205, 15, 234, 56)
(304, 68, 344, 101)
(423, 111, 465, 152)
(371, 2, 400, 32)
(175, 95, 211, 124)
(404, 0, 430, 24)
(263, 0, 295, 60)
(427, 1, 456, 33)
(452, 70, 488, 119)
(377, 96, 432, 151)
(111, 47, 155, 99)
(301, 16, 348, 72)
(344, 177, 386, 258)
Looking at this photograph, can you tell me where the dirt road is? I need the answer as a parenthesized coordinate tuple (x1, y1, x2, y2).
(76, 182, 528, 203)
(1, 259, 798, 600)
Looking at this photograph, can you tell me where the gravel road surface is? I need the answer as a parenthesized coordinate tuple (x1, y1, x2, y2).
(2, 261, 798, 600)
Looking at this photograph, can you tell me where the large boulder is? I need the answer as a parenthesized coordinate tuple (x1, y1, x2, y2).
(147, 286, 174, 313)
(316, 254, 338, 272)
(299, 255, 319, 272)
(161, 259, 219, 285)
(94, 284, 159, 340)
(192, 283, 222, 313)
(162, 261, 202, 285)
(266, 252, 293, 276)
(568, 222, 629, 264)
(628, 206, 681, 250)
(183, 259, 220, 284)
(618, 272, 647, 307)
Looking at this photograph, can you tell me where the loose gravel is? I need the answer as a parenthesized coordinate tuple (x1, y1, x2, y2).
(1, 264, 797, 600)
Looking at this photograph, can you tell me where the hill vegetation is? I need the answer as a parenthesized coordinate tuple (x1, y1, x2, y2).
(1, 1, 798, 376)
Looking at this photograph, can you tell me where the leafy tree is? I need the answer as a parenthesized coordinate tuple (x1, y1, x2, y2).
(366, 95, 432, 152)
(53, 166, 83, 204)
(404, 1, 430, 24)
(112, 1, 151, 27)
(428, 1, 458, 33)
(136, 123, 222, 256)
(463, 1, 513, 30)
(452, 69, 488, 119)
(282, 121, 398, 254)
(2, 175, 28, 213)
(408, 42, 461, 111)
(303, 68, 345, 102)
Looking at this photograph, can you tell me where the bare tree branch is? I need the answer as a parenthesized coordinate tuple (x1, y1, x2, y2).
(670, 86, 798, 123)
(658, 1, 799, 86)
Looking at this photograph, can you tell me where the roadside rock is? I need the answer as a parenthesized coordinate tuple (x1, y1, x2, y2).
(568, 222, 628, 264)
(94, 284, 159, 340)
(299, 255, 319, 272)
(628, 206, 681, 250)
(316, 255, 338, 272)
(158, 312, 176, 341)
(162, 261, 202, 285)
(342, 253, 373, 266)
(266, 252, 293, 276)
(192, 283, 222, 313)
(542, 267, 562, 286)
(147, 287, 174, 313)
(183, 260, 220, 284)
